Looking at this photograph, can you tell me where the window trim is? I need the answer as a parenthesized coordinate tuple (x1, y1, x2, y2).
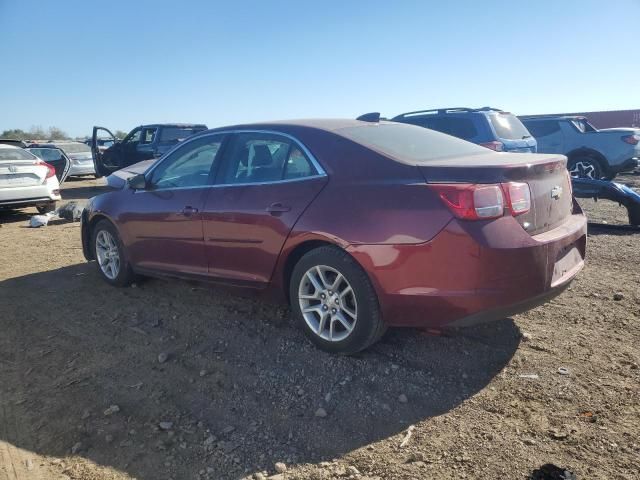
(143, 129, 327, 191)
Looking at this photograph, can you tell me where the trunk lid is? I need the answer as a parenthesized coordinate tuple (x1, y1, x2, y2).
(0, 159, 47, 188)
(420, 152, 573, 235)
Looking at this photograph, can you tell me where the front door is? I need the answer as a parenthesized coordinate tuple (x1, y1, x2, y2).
(121, 133, 226, 275)
(202, 132, 327, 286)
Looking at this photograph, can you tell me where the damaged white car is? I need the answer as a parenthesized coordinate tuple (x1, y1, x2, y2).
(0, 144, 70, 214)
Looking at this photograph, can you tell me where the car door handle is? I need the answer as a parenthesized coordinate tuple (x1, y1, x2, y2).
(266, 202, 291, 214)
(180, 206, 199, 216)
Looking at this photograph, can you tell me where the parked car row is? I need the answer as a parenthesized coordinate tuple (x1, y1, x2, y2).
(389, 107, 639, 180)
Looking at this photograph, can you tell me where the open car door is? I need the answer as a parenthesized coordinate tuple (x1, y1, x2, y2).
(26, 147, 71, 184)
(92, 126, 117, 178)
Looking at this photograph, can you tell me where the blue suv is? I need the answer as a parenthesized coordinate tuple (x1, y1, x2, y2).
(391, 107, 537, 153)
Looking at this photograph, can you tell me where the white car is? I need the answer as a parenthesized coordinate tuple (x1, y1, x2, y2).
(0, 145, 62, 213)
(30, 141, 95, 176)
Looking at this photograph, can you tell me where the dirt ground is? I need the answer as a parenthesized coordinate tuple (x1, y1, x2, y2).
(1, 173, 639, 480)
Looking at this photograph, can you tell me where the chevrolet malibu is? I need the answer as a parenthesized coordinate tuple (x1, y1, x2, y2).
(81, 119, 587, 354)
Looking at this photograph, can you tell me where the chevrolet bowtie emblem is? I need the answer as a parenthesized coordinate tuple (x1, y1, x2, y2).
(8, 165, 17, 173)
(551, 185, 562, 199)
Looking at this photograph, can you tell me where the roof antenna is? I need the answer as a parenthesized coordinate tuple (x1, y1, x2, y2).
(356, 112, 381, 123)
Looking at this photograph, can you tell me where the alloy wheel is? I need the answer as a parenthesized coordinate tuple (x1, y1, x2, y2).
(569, 160, 597, 179)
(95, 230, 120, 280)
(298, 265, 358, 342)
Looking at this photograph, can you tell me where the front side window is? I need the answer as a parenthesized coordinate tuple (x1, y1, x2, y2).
(149, 134, 223, 189)
(220, 133, 315, 184)
(123, 128, 142, 145)
(523, 120, 561, 138)
(570, 119, 597, 133)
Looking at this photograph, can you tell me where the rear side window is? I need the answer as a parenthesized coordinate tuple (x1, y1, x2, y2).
(141, 128, 157, 145)
(337, 123, 487, 163)
(159, 127, 203, 143)
(523, 120, 561, 138)
(489, 113, 531, 140)
(220, 133, 315, 184)
(410, 117, 478, 140)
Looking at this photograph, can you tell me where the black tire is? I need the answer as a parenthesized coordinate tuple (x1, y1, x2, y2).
(628, 204, 640, 226)
(289, 245, 387, 354)
(567, 156, 603, 179)
(91, 219, 135, 287)
(36, 202, 57, 214)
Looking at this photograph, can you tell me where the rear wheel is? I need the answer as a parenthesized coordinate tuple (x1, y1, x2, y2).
(290, 246, 386, 354)
(36, 202, 57, 214)
(567, 156, 602, 179)
(91, 219, 134, 287)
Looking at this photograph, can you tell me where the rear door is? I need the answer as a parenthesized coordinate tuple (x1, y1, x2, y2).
(92, 126, 119, 176)
(121, 133, 226, 275)
(26, 147, 71, 183)
(201, 131, 327, 286)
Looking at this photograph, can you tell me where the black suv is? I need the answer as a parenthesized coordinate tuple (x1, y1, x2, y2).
(92, 124, 207, 177)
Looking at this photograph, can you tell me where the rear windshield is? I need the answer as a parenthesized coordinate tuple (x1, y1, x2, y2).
(159, 127, 204, 143)
(336, 123, 486, 163)
(489, 113, 531, 140)
(0, 148, 36, 161)
(59, 143, 91, 154)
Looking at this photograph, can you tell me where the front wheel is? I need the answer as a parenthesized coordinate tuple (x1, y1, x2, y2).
(568, 157, 603, 179)
(91, 219, 134, 287)
(290, 246, 386, 354)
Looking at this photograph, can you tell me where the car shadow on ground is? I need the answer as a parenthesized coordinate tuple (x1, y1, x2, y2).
(0, 263, 521, 480)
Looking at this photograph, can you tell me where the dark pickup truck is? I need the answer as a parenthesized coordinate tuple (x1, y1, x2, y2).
(92, 123, 207, 177)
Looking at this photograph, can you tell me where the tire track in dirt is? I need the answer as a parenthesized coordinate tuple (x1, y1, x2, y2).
(0, 308, 50, 480)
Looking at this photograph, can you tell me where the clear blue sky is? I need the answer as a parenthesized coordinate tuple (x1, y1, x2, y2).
(1, 0, 638, 137)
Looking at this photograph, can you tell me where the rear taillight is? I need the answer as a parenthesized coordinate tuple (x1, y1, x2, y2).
(479, 141, 504, 152)
(504, 182, 531, 215)
(622, 134, 639, 145)
(565, 169, 573, 197)
(429, 182, 531, 221)
(37, 160, 56, 179)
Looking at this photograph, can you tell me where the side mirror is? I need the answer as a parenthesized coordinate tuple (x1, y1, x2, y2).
(127, 173, 148, 190)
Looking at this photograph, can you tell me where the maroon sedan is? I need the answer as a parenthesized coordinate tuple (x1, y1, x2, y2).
(81, 119, 586, 354)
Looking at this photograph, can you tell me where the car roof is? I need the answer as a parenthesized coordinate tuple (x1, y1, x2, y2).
(0, 144, 20, 149)
(139, 123, 208, 128)
(207, 118, 375, 133)
(392, 107, 506, 120)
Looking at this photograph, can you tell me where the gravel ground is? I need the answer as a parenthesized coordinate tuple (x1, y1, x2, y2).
(0, 174, 639, 480)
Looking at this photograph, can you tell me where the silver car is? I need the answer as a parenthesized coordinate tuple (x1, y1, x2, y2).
(30, 141, 95, 177)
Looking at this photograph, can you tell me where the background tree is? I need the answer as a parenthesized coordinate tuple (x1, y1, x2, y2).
(0, 128, 27, 139)
(114, 130, 128, 140)
(47, 126, 70, 140)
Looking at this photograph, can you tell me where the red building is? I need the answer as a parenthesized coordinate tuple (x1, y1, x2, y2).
(542, 109, 640, 129)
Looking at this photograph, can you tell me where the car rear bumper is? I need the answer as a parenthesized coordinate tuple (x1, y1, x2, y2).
(0, 185, 60, 208)
(348, 208, 587, 328)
